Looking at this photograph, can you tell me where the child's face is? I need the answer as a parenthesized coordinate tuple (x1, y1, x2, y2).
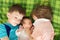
(23, 19, 32, 29)
(7, 11, 24, 26)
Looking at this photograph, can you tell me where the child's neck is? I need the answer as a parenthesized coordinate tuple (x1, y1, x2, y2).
(24, 28, 31, 35)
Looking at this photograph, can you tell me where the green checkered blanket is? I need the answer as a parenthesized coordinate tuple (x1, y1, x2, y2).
(0, 0, 60, 40)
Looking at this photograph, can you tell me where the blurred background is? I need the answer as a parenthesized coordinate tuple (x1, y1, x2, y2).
(0, 0, 60, 40)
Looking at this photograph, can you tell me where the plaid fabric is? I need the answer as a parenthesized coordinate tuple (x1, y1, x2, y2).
(0, 0, 60, 40)
(50, 0, 60, 35)
(50, 0, 60, 40)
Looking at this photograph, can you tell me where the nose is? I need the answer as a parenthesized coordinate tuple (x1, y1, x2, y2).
(17, 19, 21, 21)
(17, 18, 22, 22)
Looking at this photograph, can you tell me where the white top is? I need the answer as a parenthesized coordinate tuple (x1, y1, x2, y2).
(32, 18, 54, 40)
(16, 29, 29, 40)
(33, 18, 50, 26)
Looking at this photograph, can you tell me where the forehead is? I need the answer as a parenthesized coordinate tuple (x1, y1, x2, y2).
(23, 19, 32, 22)
(11, 11, 20, 15)
(10, 11, 24, 19)
(11, 11, 24, 16)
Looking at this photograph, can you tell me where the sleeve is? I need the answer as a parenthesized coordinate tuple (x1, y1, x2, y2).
(0, 24, 7, 38)
(32, 21, 54, 40)
(42, 32, 51, 40)
(36, 22, 54, 40)
(35, 33, 51, 40)
(15, 29, 21, 37)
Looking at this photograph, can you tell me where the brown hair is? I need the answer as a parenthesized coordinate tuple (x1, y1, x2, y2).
(31, 5, 53, 21)
(21, 16, 32, 25)
(8, 4, 26, 15)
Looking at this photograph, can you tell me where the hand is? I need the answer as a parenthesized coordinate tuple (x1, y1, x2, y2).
(0, 36, 9, 40)
(30, 26, 34, 34)
(17, 26, 24, 32)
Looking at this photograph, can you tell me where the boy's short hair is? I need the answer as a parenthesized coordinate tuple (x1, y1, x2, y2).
(8, 4, 26, 15)
(31, 5, 53, 21)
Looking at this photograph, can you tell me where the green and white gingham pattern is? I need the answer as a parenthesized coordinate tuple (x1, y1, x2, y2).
(50, 0, 60, 35)
(0, 0, 60, 40)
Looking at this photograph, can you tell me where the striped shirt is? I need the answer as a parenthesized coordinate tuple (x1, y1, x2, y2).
(32, 18, 54, 40)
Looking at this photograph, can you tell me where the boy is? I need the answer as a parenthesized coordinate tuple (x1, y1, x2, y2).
(31, 5, 54, 40)
(0, 4, 26, 40)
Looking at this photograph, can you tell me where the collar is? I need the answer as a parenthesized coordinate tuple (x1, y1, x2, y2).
(5, 22, 19, 28)
(34, 18, 50, 23)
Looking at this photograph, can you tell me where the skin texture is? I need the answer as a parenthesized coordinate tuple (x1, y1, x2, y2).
(7, 11, 24, 26)
(0, 37, 9, 40)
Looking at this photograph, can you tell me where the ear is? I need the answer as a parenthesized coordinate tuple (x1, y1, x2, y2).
(33, 15, 38, 20)
(7, 12, 11, 18)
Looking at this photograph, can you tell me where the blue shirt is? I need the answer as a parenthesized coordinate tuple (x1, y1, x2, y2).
(0, 22, 19, 40)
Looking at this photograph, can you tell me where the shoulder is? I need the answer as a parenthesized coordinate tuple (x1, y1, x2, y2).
(0, 24, 6, 29)
(33, 20, 41, 27)
(0, 24, 7, 38)
(15, 29, 24, 37)
(0, 23, 7, 32)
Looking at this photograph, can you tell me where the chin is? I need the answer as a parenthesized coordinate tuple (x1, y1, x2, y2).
(16, 22, 20, 24)
(13, 24, 17, 26)
(14, 23, 18, 25)
(16, 23, 20, 25)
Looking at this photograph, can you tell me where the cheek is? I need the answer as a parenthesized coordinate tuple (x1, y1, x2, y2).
(27, 24, 32, 28)
(23, 24, 26, 27)
(23, 25, 27, 28)
(32, 17, 35, 20)
(16, 20, 20, 23)
(11, 17, 16, 21)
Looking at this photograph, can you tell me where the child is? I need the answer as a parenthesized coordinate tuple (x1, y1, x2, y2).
(16, 17, 34, 40)
(0, 4, 25, 40)
(31, 5, 54, 40)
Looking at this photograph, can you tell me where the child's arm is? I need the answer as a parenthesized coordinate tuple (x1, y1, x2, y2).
(29, 26, 34, 40)
(0, 36, 9, 40)
(17, 26, 23, 32)
(16, 26, 23, 37)
(26, 30, 34, 40)
(27, 33, 34, 40)
(30, 26, 34, 34)
(29, 36, 34, 40)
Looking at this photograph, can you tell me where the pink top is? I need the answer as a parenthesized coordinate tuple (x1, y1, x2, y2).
(32, 18, 54, 40)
